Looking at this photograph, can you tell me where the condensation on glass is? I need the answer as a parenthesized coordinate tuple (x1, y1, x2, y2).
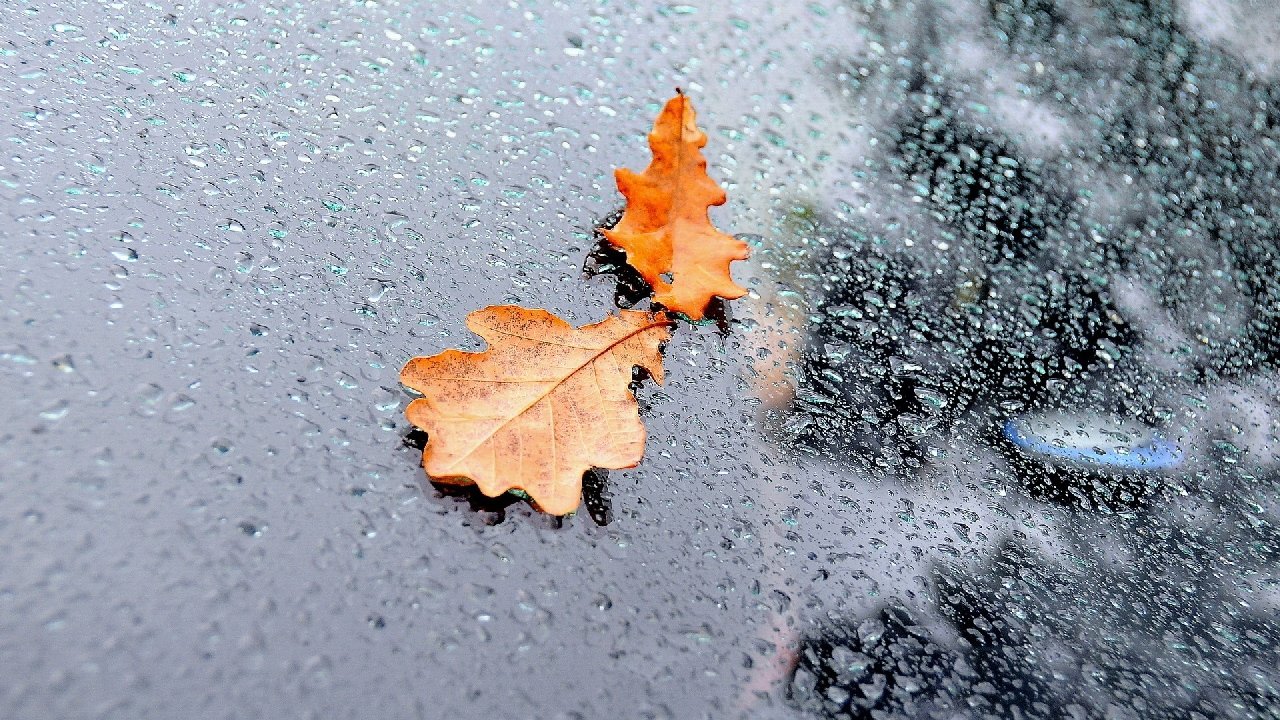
(1, 1, 1277, 718)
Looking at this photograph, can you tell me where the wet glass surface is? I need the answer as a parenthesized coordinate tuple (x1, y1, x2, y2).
(3, 1, 1279, 718)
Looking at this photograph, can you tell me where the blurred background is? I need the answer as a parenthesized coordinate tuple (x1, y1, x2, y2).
(2, 1, 1278, 718)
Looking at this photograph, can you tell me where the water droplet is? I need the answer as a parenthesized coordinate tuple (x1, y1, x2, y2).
(40, 400, 70, 421)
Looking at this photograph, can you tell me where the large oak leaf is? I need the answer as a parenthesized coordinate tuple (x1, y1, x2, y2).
(602, 92, 751, 321)
(400, 306, 671, 515)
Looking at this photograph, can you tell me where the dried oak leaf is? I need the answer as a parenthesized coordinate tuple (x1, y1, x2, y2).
(602, 92, 750, 321)
(400, 306, 672, 516)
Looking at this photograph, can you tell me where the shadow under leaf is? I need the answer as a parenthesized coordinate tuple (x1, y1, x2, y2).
(584, 208, 653, 310)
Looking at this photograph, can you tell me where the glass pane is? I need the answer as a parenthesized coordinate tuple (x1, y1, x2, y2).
(3, 1, 1277, 718)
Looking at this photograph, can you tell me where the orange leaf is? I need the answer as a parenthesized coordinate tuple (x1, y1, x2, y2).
(602, 92, 751, 321)
(400, 306, 672, 516)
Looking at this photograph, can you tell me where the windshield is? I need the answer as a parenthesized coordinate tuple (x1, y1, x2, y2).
(3, 1, 1278, 718)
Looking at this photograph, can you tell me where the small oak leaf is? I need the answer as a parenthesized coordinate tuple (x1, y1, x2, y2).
(602, 91, 750, 321)
(400, 306, 672, 515)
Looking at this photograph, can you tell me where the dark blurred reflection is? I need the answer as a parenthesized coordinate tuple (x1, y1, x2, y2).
(792, 532, 1280, 719)
(766, 0, 1280, 717)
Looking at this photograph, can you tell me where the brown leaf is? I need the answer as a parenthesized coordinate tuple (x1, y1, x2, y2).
(400, 306, 672, 515)
(602, 92, 751, 320)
